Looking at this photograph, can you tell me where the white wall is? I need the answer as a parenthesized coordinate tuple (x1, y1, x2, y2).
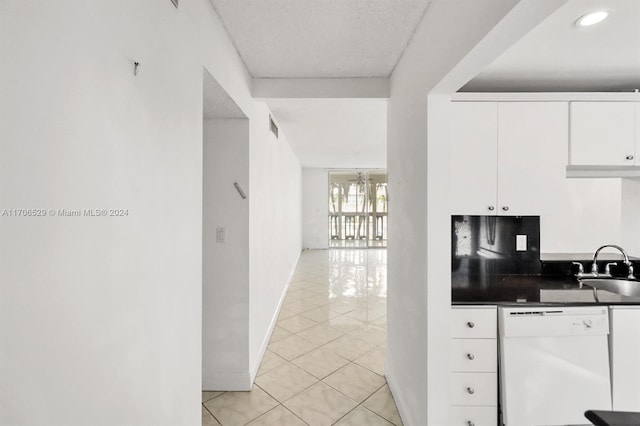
(621, 178, 640, 256)
(542, 177, 621, 252)
(302, 168, 329, 249)
(386, 2, 519, 425)
(203, 119, 251, 390)
(0, 1, 254, 425)
(249, 103, 302, 377)
(203, 109, 302, 391)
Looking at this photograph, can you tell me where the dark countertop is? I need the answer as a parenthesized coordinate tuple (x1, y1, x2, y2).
(452, 254, 640, 305)
(452, 273, 578, 303)
(585, 410, 640, 426)
(540, 253, 640, 262)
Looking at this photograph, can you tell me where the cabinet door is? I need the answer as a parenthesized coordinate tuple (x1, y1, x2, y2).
(636, 103, 640, 164)
(497, 102, 568, 216)
(570, 102, 636, 166)
(610, 307, 640, 411)
(450, 102, 498, 215)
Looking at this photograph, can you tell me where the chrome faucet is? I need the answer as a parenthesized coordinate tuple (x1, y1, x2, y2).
(592, 244, 635, 279)
(572, 262, 584, 277)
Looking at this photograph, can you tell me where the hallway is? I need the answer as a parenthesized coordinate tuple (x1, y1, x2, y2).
(202, 249, 401, 426)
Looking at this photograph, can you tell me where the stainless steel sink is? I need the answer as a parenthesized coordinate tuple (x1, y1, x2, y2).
(579, 277, 640, 297)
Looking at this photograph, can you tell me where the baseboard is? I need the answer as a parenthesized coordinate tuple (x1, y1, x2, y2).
(202, 370, 252, 391)
(249, 250, 301, 382)
(302, 244, 329, 250)
(385, 361, 414, 426)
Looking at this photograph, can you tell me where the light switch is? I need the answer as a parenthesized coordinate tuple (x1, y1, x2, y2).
(216, 227, 226, 243)
(516, 234, 527, 251)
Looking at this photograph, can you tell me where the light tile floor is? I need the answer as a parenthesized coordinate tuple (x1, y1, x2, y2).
(202, 249, 402, 426)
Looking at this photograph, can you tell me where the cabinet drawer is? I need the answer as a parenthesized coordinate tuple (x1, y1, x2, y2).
(450, 406, 497, 426)
(451, 307, 496, 338)
(450, 339, 497, 372)
(450, 372, 497, 406)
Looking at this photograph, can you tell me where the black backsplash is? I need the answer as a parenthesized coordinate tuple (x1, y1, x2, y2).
(452, 215, 541, 276)
(451, 215, 640, 303)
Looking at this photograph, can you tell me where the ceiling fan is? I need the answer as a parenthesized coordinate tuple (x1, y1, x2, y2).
(347, 172, 373, 185)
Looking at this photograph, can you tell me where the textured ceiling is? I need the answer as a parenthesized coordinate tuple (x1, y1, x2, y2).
(209, 0, 431, 77)
(203, 70, 246, 119)
(462, 0, 640, 92)
(267, 99, 387, 168)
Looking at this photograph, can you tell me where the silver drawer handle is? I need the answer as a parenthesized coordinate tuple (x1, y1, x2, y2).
(467, 422, 475, 426)
(487, 206, 495, 211)
(466, 321, 475, 328)
(467, 353, 475, 360)
(466, 387, 475, 394)
(627, 155, 634, 160)
(502, 206, 509, 211)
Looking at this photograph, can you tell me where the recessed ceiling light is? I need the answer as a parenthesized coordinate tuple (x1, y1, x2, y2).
(576, 10, 609, 27)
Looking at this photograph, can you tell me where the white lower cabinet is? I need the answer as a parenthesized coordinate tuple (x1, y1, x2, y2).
(450, 406, 498, 426)
(450, 339, 497, 372)
(450, 372, 498, 406)
(451, 306, 497, 425)
(449, 305, 640, 424)
(610, 306, 640, 411)
(450, 307, 497, 339)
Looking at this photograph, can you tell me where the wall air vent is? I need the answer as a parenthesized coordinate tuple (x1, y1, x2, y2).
(170, 0, 178, 8)
(269, 115, 279, 139)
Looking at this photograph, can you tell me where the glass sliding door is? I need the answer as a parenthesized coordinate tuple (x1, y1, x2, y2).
(368, 170, 388, 247)
(328, 170, 387, 248)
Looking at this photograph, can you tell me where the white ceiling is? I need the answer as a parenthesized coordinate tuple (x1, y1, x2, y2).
(462, 0, 640, 92)
(209, 0, 430, 78)
(267, 99, 387, 168)
(207, 0, 640, 169)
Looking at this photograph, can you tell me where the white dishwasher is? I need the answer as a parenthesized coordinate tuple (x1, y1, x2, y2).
(498, 306, 612, 426)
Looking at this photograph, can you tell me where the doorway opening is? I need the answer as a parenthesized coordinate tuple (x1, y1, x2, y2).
(328, 169, 388, 248)
(202, 67, 250, 393)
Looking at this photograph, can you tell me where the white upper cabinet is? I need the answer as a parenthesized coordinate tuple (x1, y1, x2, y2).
(450, 102, 498, 215)
(450, 101, 568, 216)
(498, 102, 568, 216)
(569, 102, 637, 166)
